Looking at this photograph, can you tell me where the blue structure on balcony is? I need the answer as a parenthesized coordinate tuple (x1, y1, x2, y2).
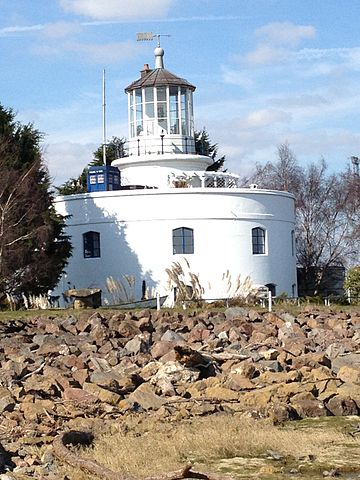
(87, 165, 121, 192)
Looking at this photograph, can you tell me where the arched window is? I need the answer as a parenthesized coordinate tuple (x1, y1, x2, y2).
(83, 231, 100, 258)
(173, 227, 194, 254)
(252, 227, 266, 254)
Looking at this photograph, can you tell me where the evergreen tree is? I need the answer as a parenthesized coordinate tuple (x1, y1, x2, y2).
(0, 105, 72, 298)
(194, 128, 226, 172)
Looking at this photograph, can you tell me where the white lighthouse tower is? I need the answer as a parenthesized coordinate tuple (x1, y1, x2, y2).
(53, 43, 298, 305)
(112, 44, 213, 188)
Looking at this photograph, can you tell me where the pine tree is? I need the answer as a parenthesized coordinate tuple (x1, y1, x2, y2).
(0, 105, 72, 298)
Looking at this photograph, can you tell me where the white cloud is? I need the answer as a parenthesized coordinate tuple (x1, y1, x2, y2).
(221, 66, 254, 89)
(0, 24, 44, 36)
(44, 141, 97, 185)
(236, 109, 292, 129)
(246, 45, 287, 65)
(67, 40, 142, 64)
(269, 93, 329, 108)
(255, 21, 316, 47)
(245, 21, 316, 66)
(42, 21, 82, 38)
(32, 39, 142, 64)
(59, 0, 174, 20)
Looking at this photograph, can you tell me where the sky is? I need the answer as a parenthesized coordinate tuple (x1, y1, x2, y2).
(1, 0, 360, 186)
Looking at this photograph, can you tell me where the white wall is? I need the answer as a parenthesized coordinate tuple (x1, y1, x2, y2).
(54, 188, 297, 304)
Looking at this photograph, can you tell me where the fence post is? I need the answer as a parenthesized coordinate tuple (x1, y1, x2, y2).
(156, 292, 160, 311)
(268, 290, 272, 312)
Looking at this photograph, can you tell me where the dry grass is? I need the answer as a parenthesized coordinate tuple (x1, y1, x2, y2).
(58, 413, 360, 480)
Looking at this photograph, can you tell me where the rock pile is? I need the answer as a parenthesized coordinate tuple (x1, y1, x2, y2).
(0, 306, 360, 477)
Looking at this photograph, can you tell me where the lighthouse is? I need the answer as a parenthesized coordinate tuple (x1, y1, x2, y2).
(53, 44, 298, 305)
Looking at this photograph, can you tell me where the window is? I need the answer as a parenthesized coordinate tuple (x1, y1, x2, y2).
(252, 227, 266, 254)
(173, 227, 194, 254)
(83, 231, 100, 258)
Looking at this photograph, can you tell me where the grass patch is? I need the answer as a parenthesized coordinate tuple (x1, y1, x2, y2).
(57, 413, 360, 480)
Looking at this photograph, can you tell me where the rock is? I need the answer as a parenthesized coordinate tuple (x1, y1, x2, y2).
(124, 335, 149, 355)
(151, 341, 175, 359)
(290, 392, 327, 418)
(20, 399, 55, 420)
(224, 307, 248, 320)
(263, 312, 285, 328)
(188, 326, 212, 343)
(82, 383, 122, 405)
(72, 368, 89, 386)
(116, 319, 141, 338)
(161, 330, 185, 343)
(230, 362, 259, 379)
(127, 383, 166, 411)
(292, 353, 331, 370)
(152, 361, 200, 388)
(89, 371, 120, 391)
(116, 373, 144, 394)
(62, 387, 98, 404)
(332, 353, 360, 373)
(258, 360, 283, 372)
(336, 383, 360, 408)
(267, 403, 299, 424)
(337, 366, 360, 385)
(259, 348, 280, 360)
(326, 395, 359, 416)
(217, 331, 229, 342)
(0, 395, 15, 414)
(138, 316, 154, 333)
(174, 345, 208, 368)
(224, 374, 256, 391)
(322, 468, 340, 477)
(245, 309, 261, 322)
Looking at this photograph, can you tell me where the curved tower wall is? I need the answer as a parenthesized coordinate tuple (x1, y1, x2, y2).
(54, 188, 297, 304)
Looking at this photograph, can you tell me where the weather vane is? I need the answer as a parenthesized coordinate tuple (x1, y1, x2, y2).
(136, 32, 171, 47)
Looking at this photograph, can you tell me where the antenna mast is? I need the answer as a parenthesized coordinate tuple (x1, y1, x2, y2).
(136, 32, 171, 47)
(102, 69, 107, 166)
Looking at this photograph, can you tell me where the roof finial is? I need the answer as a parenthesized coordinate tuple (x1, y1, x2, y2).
(136, 32, 171, 69)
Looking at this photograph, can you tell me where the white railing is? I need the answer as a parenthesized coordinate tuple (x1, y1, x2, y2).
(178, 172, 240, 189)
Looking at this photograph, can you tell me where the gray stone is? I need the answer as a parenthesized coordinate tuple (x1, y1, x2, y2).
(124, 335, 149, 355)
(258, 360, 283, 372)
(161, 330, 185, 343)
(224, 307, 248, 320)
(332, 353, 360, 373)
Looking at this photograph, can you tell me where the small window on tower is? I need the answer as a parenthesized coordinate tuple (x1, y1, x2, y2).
(83, 231, 100, 258)
(172, 227, 194, 254)
(252, 227, 266, 255)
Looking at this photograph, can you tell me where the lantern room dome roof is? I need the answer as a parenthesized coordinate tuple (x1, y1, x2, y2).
(125, 68, 196, 93)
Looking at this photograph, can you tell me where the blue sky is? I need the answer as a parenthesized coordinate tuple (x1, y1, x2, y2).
(1, 0, 360, 185)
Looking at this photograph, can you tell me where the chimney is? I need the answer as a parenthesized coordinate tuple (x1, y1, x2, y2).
(141, 63, 152, 78)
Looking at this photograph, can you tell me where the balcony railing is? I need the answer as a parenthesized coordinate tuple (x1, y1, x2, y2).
(172, 172, 240, 189)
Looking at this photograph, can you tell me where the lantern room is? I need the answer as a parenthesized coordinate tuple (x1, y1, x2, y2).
(125, 47, 196, 157)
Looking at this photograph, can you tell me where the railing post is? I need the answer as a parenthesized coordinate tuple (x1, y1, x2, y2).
(268, 290, 272, 312)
